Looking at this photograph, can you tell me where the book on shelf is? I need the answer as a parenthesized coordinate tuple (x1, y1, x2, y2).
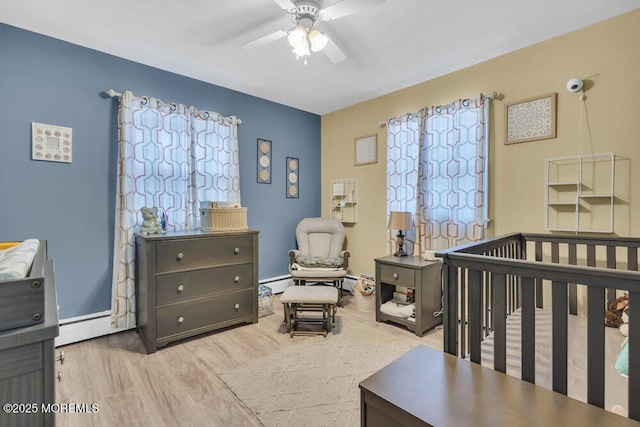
(392, 291, 414, 304)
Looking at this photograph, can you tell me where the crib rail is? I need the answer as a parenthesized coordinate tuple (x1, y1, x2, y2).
(438, 232, 640, 421)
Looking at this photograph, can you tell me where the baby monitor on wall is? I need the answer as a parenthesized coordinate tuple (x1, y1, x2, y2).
(566, 78, 584, 93)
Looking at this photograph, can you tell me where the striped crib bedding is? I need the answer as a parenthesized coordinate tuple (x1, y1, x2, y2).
(480, 308, 628, 412)
(0, 239, 40, 281)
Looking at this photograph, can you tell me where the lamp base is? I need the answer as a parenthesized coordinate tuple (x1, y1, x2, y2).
(394, 230, 408, 257)
(393, 249, 408, 257)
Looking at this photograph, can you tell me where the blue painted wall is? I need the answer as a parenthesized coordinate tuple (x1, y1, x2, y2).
(0, 23, 321, 319)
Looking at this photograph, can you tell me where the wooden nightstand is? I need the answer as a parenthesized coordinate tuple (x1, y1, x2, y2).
(374, 256, 442, 336)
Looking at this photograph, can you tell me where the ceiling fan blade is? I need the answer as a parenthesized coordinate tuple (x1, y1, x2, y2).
(243, 29, 288, 49)
(322, 0, 387, 20)
(272, 0, 296, 10)
(322, 37, 346, 63)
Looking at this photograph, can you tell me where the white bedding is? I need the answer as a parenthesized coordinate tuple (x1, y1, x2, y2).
(0, 239, 40, 281)
(480, 308, 627, 412)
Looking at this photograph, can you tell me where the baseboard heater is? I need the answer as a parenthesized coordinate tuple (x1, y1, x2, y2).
(56, 275, 357, 347)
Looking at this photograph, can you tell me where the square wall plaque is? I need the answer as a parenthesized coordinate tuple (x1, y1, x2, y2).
(32, 122, 72, 163)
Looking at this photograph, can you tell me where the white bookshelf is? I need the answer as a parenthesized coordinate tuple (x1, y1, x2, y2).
(331, 179, 357, 223)
(545, 153, 614, 233)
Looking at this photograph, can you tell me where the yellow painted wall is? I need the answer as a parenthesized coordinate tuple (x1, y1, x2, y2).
(321, 10, 640, 277)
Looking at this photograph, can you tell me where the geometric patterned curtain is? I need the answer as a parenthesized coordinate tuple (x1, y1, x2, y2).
(190, 110, 241, 230)
(386, 95, 490, 258)
(386, 113, 422, 256)
(110, 91, 239, 328)
(421, 97, 489, 250)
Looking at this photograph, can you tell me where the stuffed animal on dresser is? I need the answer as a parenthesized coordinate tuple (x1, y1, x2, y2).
(140, 207, 162, 234)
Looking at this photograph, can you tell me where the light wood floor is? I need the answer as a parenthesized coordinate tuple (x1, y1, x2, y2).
(54, 292, 443, 427)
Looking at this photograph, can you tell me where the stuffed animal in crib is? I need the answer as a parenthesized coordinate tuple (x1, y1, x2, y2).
(609, 295, 630, 417)
(140, 207, 162, 234)
(605, 294, 628, 328)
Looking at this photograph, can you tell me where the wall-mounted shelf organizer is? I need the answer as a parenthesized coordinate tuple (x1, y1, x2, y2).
(545, 152, 614, 233)
(331, 179, 357, 223)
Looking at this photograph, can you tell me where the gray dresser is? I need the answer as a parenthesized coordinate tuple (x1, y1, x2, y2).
(0, 260, 60, 427)
(135, 230, 259, 354)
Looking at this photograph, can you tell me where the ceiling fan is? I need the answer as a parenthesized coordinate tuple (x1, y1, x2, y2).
(243, 0, 387, 64)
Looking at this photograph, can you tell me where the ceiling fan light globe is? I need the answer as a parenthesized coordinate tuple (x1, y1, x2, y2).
(308, 29, 328, 52)
(292, 40, 310, 58)
(287, 26, 307, 48)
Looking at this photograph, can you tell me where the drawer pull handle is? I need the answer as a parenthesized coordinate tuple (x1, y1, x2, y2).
(177, 316, 184, 324)
(234, 247, 240, 254)
(177, 284, 184, 292)
(177, 252, 184, 260)
(393, 273, 398, 279)
(234, 275, 240, 283)
(234, 303, 240, 310)
(56, 372, 62, 382)
(56, 350, 65, 365)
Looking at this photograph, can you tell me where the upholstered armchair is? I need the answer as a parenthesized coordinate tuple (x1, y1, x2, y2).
(288, 217, 350, 302)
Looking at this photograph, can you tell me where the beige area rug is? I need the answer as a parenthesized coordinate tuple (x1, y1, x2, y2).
(218, 319, 420, 426)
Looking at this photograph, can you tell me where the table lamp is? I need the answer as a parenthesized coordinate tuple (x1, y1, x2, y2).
(388, 211, 413, 257)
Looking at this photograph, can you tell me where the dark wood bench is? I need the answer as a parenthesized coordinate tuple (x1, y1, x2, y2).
(359, 345, 639, 427)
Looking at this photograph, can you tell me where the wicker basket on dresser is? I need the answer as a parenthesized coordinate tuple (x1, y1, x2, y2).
(135, 230, 259, 354)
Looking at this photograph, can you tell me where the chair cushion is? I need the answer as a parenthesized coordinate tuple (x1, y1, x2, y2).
(295, 218, 345, 258)
(280, 285, 338, 304)
(290, 269, 346, 279)
(295, 256, 344, 268)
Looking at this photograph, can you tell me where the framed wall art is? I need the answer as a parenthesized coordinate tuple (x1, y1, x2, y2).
(286, 157, 299, 199)
(32, 122, 72, 163)
(505, 93, 557, 144)
(257, 138, 272, 183)
(355, 134, 377, 166)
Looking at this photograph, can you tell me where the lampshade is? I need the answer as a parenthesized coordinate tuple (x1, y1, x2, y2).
(287, 26, 307, 48)
(387, 211, 413, 230)
(308, 29, 328, 52)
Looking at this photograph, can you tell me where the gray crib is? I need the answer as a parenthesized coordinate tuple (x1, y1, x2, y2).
(438, 233, 640, 421)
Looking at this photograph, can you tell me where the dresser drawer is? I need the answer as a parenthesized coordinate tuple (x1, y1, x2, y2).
(156, 289, 254, 339)
(156, 263, 253, 306)
(379, 264, 415, 287)
(156, 236, 253, 273)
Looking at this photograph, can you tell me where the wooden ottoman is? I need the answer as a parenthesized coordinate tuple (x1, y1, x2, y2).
(281, 285, 338, 337)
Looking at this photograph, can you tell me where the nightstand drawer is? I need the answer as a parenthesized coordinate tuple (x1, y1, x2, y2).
(156, 289, 253, 339)
(156, 236, 253, 273)
(156, 263, 254, 306)
(379, 264, 414, 287)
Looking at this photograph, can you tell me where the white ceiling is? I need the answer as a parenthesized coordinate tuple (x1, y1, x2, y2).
(1, 0, 638, 115)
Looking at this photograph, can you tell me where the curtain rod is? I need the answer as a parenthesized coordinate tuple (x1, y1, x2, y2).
(106, 89, 242, 124)
(378, 91, 497, 127)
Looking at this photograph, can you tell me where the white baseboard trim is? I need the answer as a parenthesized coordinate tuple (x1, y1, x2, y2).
(55, 275, 359, 347)
(259, 275, 294, 294)
(55, 310, 131, 348)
